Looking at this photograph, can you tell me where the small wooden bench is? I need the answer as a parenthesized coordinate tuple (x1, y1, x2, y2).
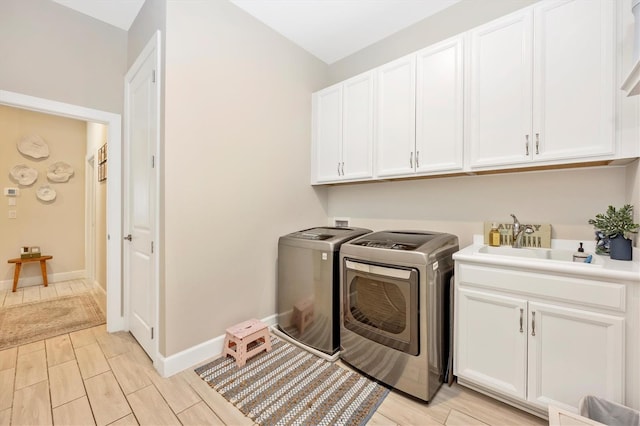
(7, 255, 53, 292)
(223, 319, 272, 367)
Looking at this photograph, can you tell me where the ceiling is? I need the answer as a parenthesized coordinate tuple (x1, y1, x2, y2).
(51, 0, 461, 64)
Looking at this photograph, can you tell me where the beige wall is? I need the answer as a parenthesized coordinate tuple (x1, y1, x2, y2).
(627, 159, 640, 247)
(0, 105, 86, 284)
(0, 0, 127, 114)
(161, 0, 328, 355)
(327, 166, 630, 248)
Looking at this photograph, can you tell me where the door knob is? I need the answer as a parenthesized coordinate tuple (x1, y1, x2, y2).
(124, 234, 132, 241)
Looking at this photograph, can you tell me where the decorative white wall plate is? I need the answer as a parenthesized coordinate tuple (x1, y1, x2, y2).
(36, 185, 56, 202)
(47, 162, 74, 182)
(17, 135, 50, 159)
(9, 164, 38, 185)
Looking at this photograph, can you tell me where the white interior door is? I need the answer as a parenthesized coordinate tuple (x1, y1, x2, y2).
(124, 32, 160, 360)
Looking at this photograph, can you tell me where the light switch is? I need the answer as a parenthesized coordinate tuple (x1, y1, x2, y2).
(8, 210, 16, 219)
(8, 198, 16, 206)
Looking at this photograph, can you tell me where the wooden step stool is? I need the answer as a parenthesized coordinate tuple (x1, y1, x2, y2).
(223, 319, 272, 367)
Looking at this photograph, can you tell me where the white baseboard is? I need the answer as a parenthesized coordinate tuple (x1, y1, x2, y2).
(156, 314, 278, 377)
(0, 269, 86, 292)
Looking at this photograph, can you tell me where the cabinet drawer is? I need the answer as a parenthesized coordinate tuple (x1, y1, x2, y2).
(457, 263, 626, 312)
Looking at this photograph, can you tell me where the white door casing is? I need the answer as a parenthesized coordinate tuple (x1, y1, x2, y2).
(124, 31, 161, 362)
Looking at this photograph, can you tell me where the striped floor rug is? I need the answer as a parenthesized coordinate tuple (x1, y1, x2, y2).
(195, 336, 389, 426)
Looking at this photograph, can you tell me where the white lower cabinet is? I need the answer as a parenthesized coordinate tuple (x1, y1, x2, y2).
(526, 302, 624, 412)
(455, 274, 624, 414)
(456, 289, 527, 400)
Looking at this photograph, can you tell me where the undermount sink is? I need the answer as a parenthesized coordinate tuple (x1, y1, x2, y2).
(477, 245, 600, 265)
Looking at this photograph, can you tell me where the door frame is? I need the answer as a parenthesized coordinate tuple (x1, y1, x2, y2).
(123, 30, 162, 364)
(0, 89, 124, 332)
(85, 153, 96, 286)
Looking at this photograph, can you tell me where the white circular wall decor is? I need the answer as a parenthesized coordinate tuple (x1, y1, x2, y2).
(36, 185, 56, 202)
(47, 162, 74, 183)
(17, 135, 50, 159)
(9, 164, 38, 185)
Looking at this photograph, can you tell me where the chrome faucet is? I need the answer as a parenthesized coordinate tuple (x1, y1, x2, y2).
(510, 214, 534, 248)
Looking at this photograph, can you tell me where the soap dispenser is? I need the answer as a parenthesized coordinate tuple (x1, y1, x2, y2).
(573, 242, 588, 262)
(489, 223, 501, 247)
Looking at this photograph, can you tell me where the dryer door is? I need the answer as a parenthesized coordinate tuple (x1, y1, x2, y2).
(343, 259, 419, 355)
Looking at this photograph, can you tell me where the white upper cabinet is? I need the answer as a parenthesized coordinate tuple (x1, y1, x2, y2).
(312, 84, 342, 182)
(311, 71, 374, 184)
(469, 0, 615, 170)
(376, 54, 416, 178)
(532, 0, 615, 161)
(311, 0, 627, 184)
(468, 9, 534, 168)
(416, 36, 464, 173)
(342, 72, 375, 180)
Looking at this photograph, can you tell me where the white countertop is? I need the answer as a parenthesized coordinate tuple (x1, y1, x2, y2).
(453, 235, 640, 283)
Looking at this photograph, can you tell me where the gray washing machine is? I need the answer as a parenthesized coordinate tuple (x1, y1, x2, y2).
(277, 226, 371, 355)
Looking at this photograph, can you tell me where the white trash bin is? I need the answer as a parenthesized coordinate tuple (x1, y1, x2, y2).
(579, 396, 640, 426)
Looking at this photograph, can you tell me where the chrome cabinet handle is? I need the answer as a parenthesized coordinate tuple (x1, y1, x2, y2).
(531, 311, 536, 336)
(416, 151, 420, 169)
(341, 162, 344, 176)
(525, 135, 530, 156)
(410, 152, 413, 168)
(535, 133, 540, 154)
(519, 308, 524, 333)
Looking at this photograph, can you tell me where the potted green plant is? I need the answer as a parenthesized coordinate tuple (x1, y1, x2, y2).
(588, 204, 639, 261)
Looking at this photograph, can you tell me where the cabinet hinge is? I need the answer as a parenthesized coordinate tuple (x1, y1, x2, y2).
(151, 241, 154, 254)
(152, 155, 155, 168)
(151, 327, 154, 339)
(152, 70, 156, 83)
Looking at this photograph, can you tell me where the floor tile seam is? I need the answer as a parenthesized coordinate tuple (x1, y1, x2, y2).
(126, 383, 180, 423)
(107, 353, 151, 396)
(181, 372, 229, 423)
(84, 370, 136, 425)
(48, 356, 88, 410)
(446, 407, 492, 426)
(14, 349, 48, 390)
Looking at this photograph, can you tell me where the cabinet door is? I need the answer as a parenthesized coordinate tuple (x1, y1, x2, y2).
(312, 85, 342, 183)
(376, 54, 416, 178)
(415, 36, 464, 173)
(468, 9, 533, 168)
(527, 302, 624, 412)
(533, 0, 615, 161)
(342, 71, 374, 180)
(456, 288, 528, 400)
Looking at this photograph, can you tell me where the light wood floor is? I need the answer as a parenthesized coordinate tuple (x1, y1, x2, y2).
(0, 281, 546, 425)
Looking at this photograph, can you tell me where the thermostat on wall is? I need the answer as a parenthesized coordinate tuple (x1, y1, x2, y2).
(4, 188, 19, 197)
